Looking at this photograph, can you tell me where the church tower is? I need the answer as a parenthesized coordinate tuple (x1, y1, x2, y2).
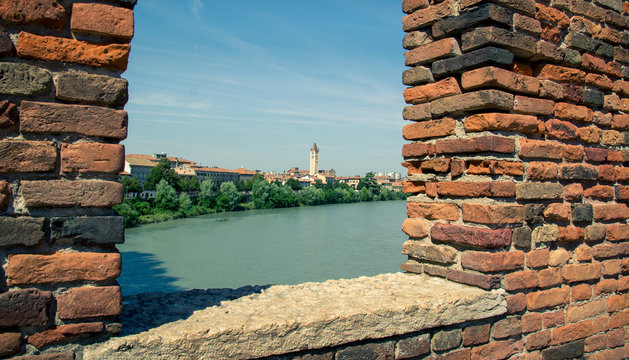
(309, 142, 319, 176)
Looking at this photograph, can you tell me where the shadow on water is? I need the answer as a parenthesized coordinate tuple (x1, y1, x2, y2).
(119, 251, 183, 295)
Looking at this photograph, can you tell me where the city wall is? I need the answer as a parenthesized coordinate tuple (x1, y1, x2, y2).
(1, 0, 628, 359)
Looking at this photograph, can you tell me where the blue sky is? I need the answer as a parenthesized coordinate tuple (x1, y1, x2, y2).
(123, 0, 406, 176)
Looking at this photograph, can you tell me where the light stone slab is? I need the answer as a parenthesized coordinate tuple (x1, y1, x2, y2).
(83, 273, 506, 359)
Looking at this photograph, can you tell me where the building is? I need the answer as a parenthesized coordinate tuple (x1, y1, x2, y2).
(234, 167, 256, 183)
(309, 142, 319, 176)
(337, 176, 361, 188)
(191, 166, 240, 186)
(124, 153, 197, 185)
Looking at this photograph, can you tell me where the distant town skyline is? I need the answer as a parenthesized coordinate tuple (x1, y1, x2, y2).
(122, 0, 406, 175)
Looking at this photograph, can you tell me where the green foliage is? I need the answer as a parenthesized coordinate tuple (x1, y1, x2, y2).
(181, 177, 201, 192)
(286, 178, 302, 191)
(357, 172, 381, 196)
(178, 193, 193, 214)
(155, 179, 179, 211)
(358, 187, 374, 202)
(245, 173, 266, 191)
(252, 180, 272, 209)
(120, 176, 143, 193)
(274, 185, 298, 208)
(144, 158, 183, 191)
(113, 199, 139, 227)
(297, 186, 323, 206)
(216, 182, 241, 211)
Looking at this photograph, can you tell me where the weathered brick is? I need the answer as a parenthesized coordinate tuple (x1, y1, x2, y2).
(584, 147, 608, 163)
(0, 289, 52, 327)
(395, 333, 429, 359)
(420, 158, 450, 173)
(463, 324, 490, 346)
(0, 332, 22, 358)
(6, 252, 121, 285)
(537, 64, 586, 83)
(401, 218, 427, 238)
(402, 0, 456, 31)
(558, 226, 584, 242)
(536, 3, 570, 28)
(527, 162, 558, 180)
(20, 101, 128, 139)
(584, 184, 614, 199)
(493, 316, 522, 339)
(462, 204, 524, 224)
(462, 26, 536, 58)
(430, 90, 514, 117)
(407, 202, 458, 220)
(515, 13, 542, 36)
(551, 320, 593, 345)
(0, 217, 45, 247)
(594, 278, 619, 295)
(436, 135, 515, 154)
(616, 184, 629, 200)
(404, 77, 460, 104)
(519, 139, 563, 159)
(512, 226, 532, 249)
(465, 112, 540, 134)
(403, 30, 432, 50)
(403, 118, 455, 140)
(432, 181, 515, 198)
(514, 96, 555, 115)
(516, 183, 563, 200)
(526, 248, 549, 268)
(57, 286, 122, 320)
(585, 73, 613, 90)
(593, 204, 629, 221)
(336, 342, 394, 360)
(471, 339, 523, 360)
(566, 299, 607, 324)
(0, 62, 52, 97)
(563, 263, 602, 283)
(71, 3, 134, 41)
(504, 270, 538, 291)
(431, 223, 511, 248)
(400, 260, 422, 274)
(580, 126, 602, 144)
(526, 287, 570, 310)
(447, 269, 501, 290)
(403, 104, 431, 121)
(601, 130, 629, 146)
(402, 241, 457, 264)
(432, 4, 513, 38)
(11, 352, 77, 360)
(55, 72, 129, 106)
(0, 140, 56, 173)
(432, 46, 514, 77)
(402, 142, 435, 158)
(461, 66, 540, 95)
(405, 38, 461, 66)
(549, 248, 570, 267)
(540, 340, 583, 360)
(0, 181, 9, 210)
(602, 259, 621, 276)
(539, 80, 564, 100)
(572, 284, 592, 301)
(402, 66, 434, 85)
(582, 86, 605, 106)
(617, 167, 629, 182)
(561, 145, 584, 162)
(61, 143, 124, 173)
(609, 309, 629, 328)
(599, 164, 617, 182)
(21, 180, 123, 208)
(586, 224, 607, 242)
(50, 216, 124, 245)
(526, 330, 551, 351)
(506, 293, 526, 313)
(402, 0, 429, 13)
(544, 119, 579, 141)
(461, 250, 523, 272)
(554, 102, 593, 123)
(611, 114, 629, 130)
(607, 224, 629, 241)
(467, 160, 524, 176)
(538, 267, 562, 288)
(0, 100, 18, 129)
(572, 204, 593, 223)
(28, 322, 104, 349)
(0, 0, 65, 27)
(560, 164, 598, 180)
(543, 203, 571, 222)
(17, 32, 130, 70)
(543, 310, 565, 329)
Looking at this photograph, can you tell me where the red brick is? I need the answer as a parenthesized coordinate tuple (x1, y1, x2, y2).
(563, 183, 583, 201)
(433, 181, 515, 198)
(571, 284, 592, 302)
(405, 38, 460, 66)
(471, 339, 522, 360)
(544, 119, 579, 140)
(420, 158, 450, 173)
(566, 299, 607, 323)
(0, 289, 52, 327)
(402, 0, 429, 13)
(407, 202, 458, 220)
(537, 64, 586, 83)
(585, 333, 607, 352)
(463, 324, 490, 346)
(543, 203, 570, 222)
(551, 320, 593, 345)
(584, 146, 607, 162)
(562, 263, 602, 283)
(439, 349, 471, 360)
(403, 0, 456, 31)
(5, 252, 121, 285)
(602, 259, 621, 277)
(617, 167, 629, 182)
(575, 244, 593, 261)
(623, 258, 629, 272)
(585, 73, 613, 90)
(0, 0, 65, 27)
(612, 114, 629, 130)
(522, 313, 542, 334)
(403, 118, 455, 140)
(584, 185, 614, 200)
(27, 322, 104, 349)
(402, 181, 425, 194)
(462, 204, 524, 224)
(436, 136, 515, 154)
(554, 102, 593, 123)
(535, 3, 570, 28)
(60, 143, 124, 173)
(0, 140, 56, 173)
(17, 32, 130, 70)
(607, 328, 625, 348)
(593, 243, 620, 259)
(71, 3, 134, 41)
(538, 267, 562, 288)
(404, 77, 461, 104)
(401, 218, 428, 238)
(526, 249, 549, 268)
(447, 269, 501, 290)
(561, 146, 583, 162)
(466, 160, 524, 176)
(527, 162, 558, 180)
(461, 66, 540, 95)
(461, 250, 524, 272)
(514, 95, 555, 115)
(506, 293, 527, 314)
(581, 53, 607, 72)
(519, 139, 563, 159)
(402, 142, 435, 158)
(558, 226, 585, 242)
(610, 309, 629, 329)
(589, 347, 626, 360)
(57, 286, 122, 320)
(465, 112, 540, 134)
(431, 223, 511, 248)
(599, 164, 616, 182)
(0, 332, 22, 358)
(450, 159, 466, 177)
(0, 101, 18, 129)
(593, 204, 629, 221)
(542, 310, 565, 328)
(20, 101, 128, 139)
(594, 279, 618, 295)
(608, 294, 629, 312)
(492, 316, 522, 339)
(504, 270, 538, 291)
(20, 180, 123, 208)
(525, 330, 551, 351)
(526, 287, 570, 311)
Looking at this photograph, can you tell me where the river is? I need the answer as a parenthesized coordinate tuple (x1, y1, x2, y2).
(118, 200, 407, 295)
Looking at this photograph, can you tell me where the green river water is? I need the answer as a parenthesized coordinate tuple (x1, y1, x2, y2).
(118, 200, 406, 295)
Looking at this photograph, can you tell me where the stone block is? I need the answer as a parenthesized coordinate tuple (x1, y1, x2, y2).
(20, 101, 128, 139)
(50, 216, 124, 244)
(6, 252, 121, 285)
(336, 342, 394, 360)
(395, 334, 429, 359)
(432, 46, 513, 77)
(430, 90, 514, 117)
(0, 289, 52, 327)
(512, 226, 532, 249)
(57, 286, 122, 320)
(431, 329, 462, 352)
(0, 62, 51, 96)
(0, 217, 45, 247)
(430, 223, 511, 248)
(402, 66, 434, 86)
(55, 72, 129, 106)
(17, 32, 130, 71)
(572, 204, 593, 223)
(431, 3, 512, 38)
(0, 140, 57, 173)
(21, 180, 124, 208)
(532, 225, 559, 243)
(402, 241, 457, 264)
(461, 26, 536, 58)
(71, 3, 134, 41)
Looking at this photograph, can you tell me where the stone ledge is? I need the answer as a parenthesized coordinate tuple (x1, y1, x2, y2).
(83, 273, 506, 359)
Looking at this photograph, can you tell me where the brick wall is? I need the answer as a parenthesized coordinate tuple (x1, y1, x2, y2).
(0, 0, 134, 358)
(401, 0, 629, 359)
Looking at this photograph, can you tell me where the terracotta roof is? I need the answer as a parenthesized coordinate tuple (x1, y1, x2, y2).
(234, 167, 256, 175)
(192, 166, 238, 174)
(125, 154, 158, 167)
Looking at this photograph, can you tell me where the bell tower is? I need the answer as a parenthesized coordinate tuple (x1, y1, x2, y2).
(309, 142, 319, 176)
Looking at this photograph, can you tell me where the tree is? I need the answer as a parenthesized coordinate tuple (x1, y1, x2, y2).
(216, 182, 241, 211)
(286, 178, 302, 191)
(198, 178, 215, 208)
(252, 180, 272, 209)
(181, 177, 200, 192)
(357, 172, 381, 196)
(155, 179, 178, 211)
(245, 173, 266, 191)
(144, 158, 183, 191)
(113, 199, 139, 227)
(120, 176, 142, 194)
(359, 187, 374, 202)
(274, 185, 298, 208)
(178, 192, 194, 215)
(297, 186, 323, 206)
